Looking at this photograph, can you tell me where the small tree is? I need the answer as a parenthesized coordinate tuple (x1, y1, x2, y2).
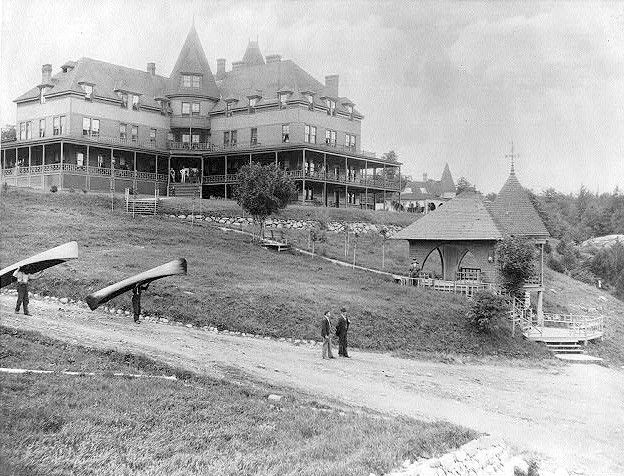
(234, 163, 295, 242)
(468, 291, 510, 332)
(496, 236, 536, 294)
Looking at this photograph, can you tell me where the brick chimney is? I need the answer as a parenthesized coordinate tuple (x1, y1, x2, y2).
(217, 58, 226, 76)
(147, 62, 156, 76)
(325, 75, 339, 98)
(41, 64, 52, 84)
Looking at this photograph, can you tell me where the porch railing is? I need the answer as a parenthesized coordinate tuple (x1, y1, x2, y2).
(542, 313, 605, 339)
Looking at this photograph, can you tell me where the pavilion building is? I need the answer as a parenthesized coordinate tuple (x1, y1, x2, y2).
(0, 25, 400, 208)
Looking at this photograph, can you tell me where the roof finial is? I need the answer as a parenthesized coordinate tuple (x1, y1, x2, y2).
(505, 141, 518, 175)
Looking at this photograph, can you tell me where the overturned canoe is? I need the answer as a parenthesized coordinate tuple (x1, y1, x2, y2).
(0, 241, 79, 289)
(85, 258, 187, 310)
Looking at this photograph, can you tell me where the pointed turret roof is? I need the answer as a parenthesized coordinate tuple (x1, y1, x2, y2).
(165, 25, 219, 100)
(487, 170, 550, 238)
(242, 40, 265, 66)
(440, 163, 456, 194)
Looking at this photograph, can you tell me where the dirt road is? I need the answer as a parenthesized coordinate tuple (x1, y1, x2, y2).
(1, 295, 622, 475)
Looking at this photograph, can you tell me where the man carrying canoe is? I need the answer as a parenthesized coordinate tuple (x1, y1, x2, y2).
(13, 267, 44, 316)
(131, 283, 149, 324)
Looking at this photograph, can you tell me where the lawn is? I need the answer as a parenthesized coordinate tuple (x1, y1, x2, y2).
(0, 326, 476, 476)
(0, 187, 549, 360)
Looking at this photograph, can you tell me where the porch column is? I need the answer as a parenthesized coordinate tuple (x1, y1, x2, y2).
(398, 165, 401, 209)
(323, 153, 327, 206)
(383, 164, 386, 210)
(166, 154, 171, 197)
(250, 153, 252, 165)
(224, 155, 228, 197)
(133, 151, 137, 194)
(110, 147, 114, 195)
(302, 150, 306, 203)
(537, 291, 544, 326)
(200, 155, 204, 199)
(28, 145, 32, 187)
(274, 151, 277, 166)
(344, 155, 348, 207)
(364, 160, 368, 209)
(60, 141, 64, 189)
(86, 145, 90, 190)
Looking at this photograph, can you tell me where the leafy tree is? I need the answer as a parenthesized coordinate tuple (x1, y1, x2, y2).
(381, 150, 398, 162)
(1, 125, 16, 142)
(234, 163, 295, 241)
(456, 176, 477, 194)
(496, 236, 536, 294)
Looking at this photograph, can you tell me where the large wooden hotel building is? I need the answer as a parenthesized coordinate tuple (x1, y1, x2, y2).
(1, 25, 400, 208)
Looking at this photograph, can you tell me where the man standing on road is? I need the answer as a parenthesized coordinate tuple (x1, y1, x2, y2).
(131, 283, 149, 324)
(336, 307, 351, 358)
(13, 267, 44, 316)
(321, 310, 335, 359)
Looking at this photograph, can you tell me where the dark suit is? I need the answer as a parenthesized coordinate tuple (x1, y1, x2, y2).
(321, 316, 334, 359)
(336, 314, 350, 357)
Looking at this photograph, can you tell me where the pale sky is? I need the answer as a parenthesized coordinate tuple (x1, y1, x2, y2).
(1, 0, 623, 194)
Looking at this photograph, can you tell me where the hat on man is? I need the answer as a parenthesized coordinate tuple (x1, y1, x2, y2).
(340, 307, 346, 312)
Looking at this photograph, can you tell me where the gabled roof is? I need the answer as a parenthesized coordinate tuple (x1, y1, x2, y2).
(14, 57, 168, 109)
(165, 25, 219, 100)
(242, 40, 265, 66)
(487, 171, 550, 238)
(212, 59, 360, 116)
(392, 192, 503, 241)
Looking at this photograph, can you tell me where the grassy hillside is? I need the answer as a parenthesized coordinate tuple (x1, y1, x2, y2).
(1, 188, 548, 360)
(0, 326, 474, 476)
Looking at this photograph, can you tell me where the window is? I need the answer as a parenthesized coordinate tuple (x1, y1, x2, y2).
(223, 130, 237, 147)
(159, 99, 169, 115)
(223, 131, 230, 147)
(77, 152, 84, 167)
(326, 99, 336, 116)
(345, 133, 356, 149)
(26, 122, 32, 140)
(192, 134, 200, 144)
(39, 119, 45, 138)
(282, 124, 290, 143)
(82, 84, 93, 100)
(132, 95, 140, 110)
(192, 76, 201, 88)
(167, 132, 174, 143)
(306, 94, 314, 111)
(279, 93, 288, 109)
(305, 125, 316, 144)
(347, 104, 354, 119)
(19, 122, 25, 140)
(249, 97, 257, 113)
(131, 125, 138, 142)
(191, 102, 200, 116)
(250, 127, 258, 145)
(231, 130, 237, 146)
(53, 116, 66, 136)
(182, 74, 201, 88)
(183, 75, 191, 88)
(150, 128, 157, 143)
(325, 129, 336, 147)
(40, 87, 47, 104)
(182, 134, 190, 144)
(92, 119, 100, 138)
(120, 93, 128, 108)
(225, 102, 232, 117)
(120, 123, 127, 140)
(182, 102, 191, 116)
(83, 118, 91, 136)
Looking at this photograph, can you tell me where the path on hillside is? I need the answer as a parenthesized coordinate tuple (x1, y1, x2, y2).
(1, 296, 622, 475)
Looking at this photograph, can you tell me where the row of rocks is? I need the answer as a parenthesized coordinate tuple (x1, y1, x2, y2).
(168, 214, 402, 235)
(383, 435, 569, 476)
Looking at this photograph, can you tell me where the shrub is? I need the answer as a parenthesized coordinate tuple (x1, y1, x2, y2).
(496, 236, 536, 294)
(50, 185, 58, 193)
(547, 256, 565, 273)
(468, 291, 509, 332)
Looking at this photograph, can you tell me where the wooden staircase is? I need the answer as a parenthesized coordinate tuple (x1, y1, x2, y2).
(168, 183, 201, 198)
(544, 342, 586, 355)
(125, 189, 159, 215)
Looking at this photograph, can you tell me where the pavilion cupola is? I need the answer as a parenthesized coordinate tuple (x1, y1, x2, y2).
(165, 24, 219, 101)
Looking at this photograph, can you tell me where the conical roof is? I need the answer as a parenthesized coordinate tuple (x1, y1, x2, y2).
(392, 192, 503, 241)
(242, 40, 265, 66)
(440, 163, 455, 194)
(165, 25, 219, 100)
(488, 171, 550, 238)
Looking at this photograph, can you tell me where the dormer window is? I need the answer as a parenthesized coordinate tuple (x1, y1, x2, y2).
(182, 74, 202, 88)
(279, 93, 289, 109)
(132, 94, 140, 110)
(306, 94, 314, 111)
(347, 104, 354, 120)
(248, 97, 258, 113)
(81, 84, 93, 101)
(120, 93, 128, 108)
(226, 102, 233, 117)
(158, 99, 169, 115)
(326, 99, 336, 116)
(40, 87, 47, 104)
